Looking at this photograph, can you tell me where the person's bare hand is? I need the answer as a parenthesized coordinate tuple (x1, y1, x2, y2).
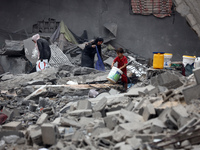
(92, 45, 96, 48)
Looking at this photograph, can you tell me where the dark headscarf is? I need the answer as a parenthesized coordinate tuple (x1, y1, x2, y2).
(94, 38, 104, 45)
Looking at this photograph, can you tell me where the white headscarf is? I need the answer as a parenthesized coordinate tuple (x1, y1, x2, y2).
(32, 34, 40, 42)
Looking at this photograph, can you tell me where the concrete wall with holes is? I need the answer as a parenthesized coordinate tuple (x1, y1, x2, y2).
(0, 0, 200, 60)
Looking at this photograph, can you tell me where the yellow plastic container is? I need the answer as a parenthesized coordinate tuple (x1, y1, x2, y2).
(153, 52, 164, 69)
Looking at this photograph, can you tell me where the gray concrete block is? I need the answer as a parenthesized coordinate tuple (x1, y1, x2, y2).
(30, 129, 42, 145)
(77, 100, 91, 110)
(183, 84, 200, 104)
(93, 97, 107, 112)
(120, 109, 144, 123)
(2, 122, 22, 131)
(104, 116, 118, 130)
(171, 105, 189, 121)
(193, 68, 200, 84)
(68, 109, 92, 117)
(36, 113, 48, 125)
(142, 104, 156, 121)
(41, 123, 58, 145)
(125, 101, 135, 111)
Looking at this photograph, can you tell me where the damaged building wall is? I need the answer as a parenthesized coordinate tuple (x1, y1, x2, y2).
(0, 0, 200, 60)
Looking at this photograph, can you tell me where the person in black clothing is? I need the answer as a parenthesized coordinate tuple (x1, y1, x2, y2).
(32, 34, 51, 62)
(31, 34, 51, 72)
(81, 38, 103, 68)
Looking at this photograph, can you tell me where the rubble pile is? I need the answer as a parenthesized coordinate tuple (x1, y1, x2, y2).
(0, 64, 200, 150)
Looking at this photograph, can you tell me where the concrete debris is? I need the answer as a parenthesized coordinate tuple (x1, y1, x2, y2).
(1, 44, 200, 150)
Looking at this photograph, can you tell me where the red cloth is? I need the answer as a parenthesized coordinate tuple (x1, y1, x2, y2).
(131, 0, 173, 18)
(114, 56, 128, 83)
(0, 113, 8, 125)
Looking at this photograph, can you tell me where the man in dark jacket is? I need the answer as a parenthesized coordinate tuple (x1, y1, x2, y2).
(81, 38, 103, 68)
(32, 34, 51, 71)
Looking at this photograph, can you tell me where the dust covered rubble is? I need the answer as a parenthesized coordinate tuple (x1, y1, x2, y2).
(0, 66, 200, 149)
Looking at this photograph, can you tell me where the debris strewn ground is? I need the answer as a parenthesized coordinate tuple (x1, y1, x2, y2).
(0, 62, 200, 150)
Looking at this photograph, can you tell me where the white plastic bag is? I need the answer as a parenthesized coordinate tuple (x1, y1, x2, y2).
(36, 59, 49, 72)
(31, 47, 39, 59)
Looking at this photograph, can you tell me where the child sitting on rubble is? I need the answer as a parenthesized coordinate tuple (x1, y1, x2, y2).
(111, 48, 128, 91)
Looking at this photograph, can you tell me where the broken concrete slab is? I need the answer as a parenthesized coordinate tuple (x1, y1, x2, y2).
(104, 116, 118, 130)
(183, 84, 200, 104)
(150, 71, 183, 89)
(142, 103, 156, 121)
(77, 100, 91, 110)
(126, 137, 142, 149)
(36, 113, 48, 125)
(125, 85, 156, 96)
(30, 128, 42, 145)
(93, 97, 107, 112)
(2, 40, 24, 56)
(171, 105, 189, 121)
(60, 117, 81, 128)
(68, 109, 92, 117)
(2, 122, 22, 131)
(120, 109, 144, 123)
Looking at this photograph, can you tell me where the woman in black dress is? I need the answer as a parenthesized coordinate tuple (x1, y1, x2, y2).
(81, 38, 103, 68)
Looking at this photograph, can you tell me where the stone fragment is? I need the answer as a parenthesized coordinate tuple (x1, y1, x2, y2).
(79, 117, 94, 126)
(41, 123, 58, 145)
(2, 122, 22, 131)
(125, 101, 135, 111)
(36, 113, 48, 125)
(77, 100, 91, 110)
(126, 137, 142, 149)
(109, 88, 119, 95)
(183, 84, 200, 104)
(125, 85, 156, 96)
(60, 117, 81, 128)
(142, 104, 156, 121)
(2, 135, 20, 144)
(93, 97, 107, 112)
(92, 111, 102, 118)
(150, 71, 183, 89)
(171, 105, 189, 121)
(30, 129, 42, 145)
(68, 109, 92, 117)
(104, 116, 118, 130)
(120, 109, 144, 122)
(112, 130, 133, 142)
